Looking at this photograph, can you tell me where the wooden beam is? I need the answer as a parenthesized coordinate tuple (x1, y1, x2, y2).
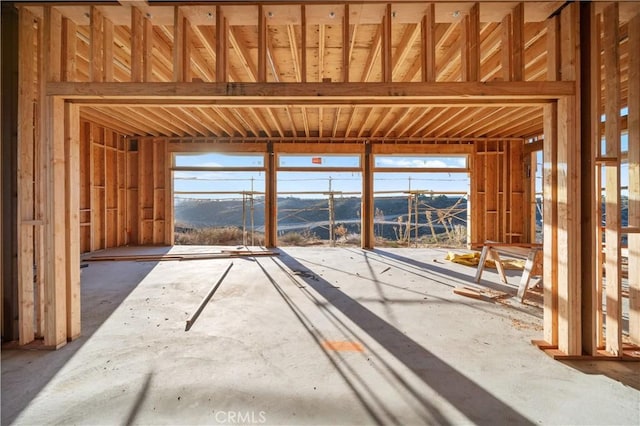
(47, 81, 576, 101)
(603, 3, 622, 356)
(579, 1, 598, 356)
(421, 4, 436, 82)
(215, 5, 227, 83)
(629, 12, 640, 346)
(46, 6, 62, 82)
(17, 7, 36, 346)
(258, 5, 267, 82)
(462, 3, 480, 82)
(65, 103, 80, 340)
(381, 4, 392, 82)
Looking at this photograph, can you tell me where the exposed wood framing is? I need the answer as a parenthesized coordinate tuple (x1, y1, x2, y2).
(629, 12, 640, 346)
(602, 3, 622, 356)
(421, 4, 436, 82)
(579, 1, 598, 356)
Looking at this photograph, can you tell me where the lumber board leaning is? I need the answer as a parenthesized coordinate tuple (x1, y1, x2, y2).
(185, 262, 233, 331)
(628, 12, 640, 346)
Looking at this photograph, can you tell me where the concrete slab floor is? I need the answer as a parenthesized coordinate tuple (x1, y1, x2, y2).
(2, 246, 639, 425)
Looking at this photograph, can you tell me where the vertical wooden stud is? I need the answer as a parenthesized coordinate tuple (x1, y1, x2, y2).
(343, 4, 350, 83)
(579, 1, 599, 355)
(461, 3, 480, 82)
(17, 7, 36, 346)
(543, 103, 558, 346)
(512, 3, 524, 81)
(258, 5, 267, 82)
(362, 143, 374, 248)
(103, 18, 113, 82)
(381, 4, 392, 83)
(143, 15, 153, 82)
(301, 5, 307, 83)
(602, 3, 622, 356)
(265, 143, 276, 247)
(501, 12, 513, 81)
(44, 96, 68, 349)
(65, 103, 80, 340)
(215, 5, 227, 83)
(131, 6, 144, 82)
(421, 4, 436, 82)
(173, 6, 184, 82)
(90, 6, 103, 82)
(628, 13, 640, 346)
(556, 2, 581, 356)
(61, 17, 76, 82)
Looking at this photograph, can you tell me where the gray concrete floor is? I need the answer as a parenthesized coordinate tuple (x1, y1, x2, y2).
(2, 246, 639, 425)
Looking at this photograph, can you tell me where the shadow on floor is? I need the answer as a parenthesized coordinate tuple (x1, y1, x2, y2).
(276, 250, 535, 425)
(1, 257, 162, 425)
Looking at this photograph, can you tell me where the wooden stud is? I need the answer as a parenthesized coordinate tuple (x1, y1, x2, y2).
(173, 7, 191, 83)
(131, 6, 144, 82)
(512, 3, 524, 81)
(543, 102, 558, 347)
(628, 13, 640, 346)
(265, 142, 277, 247)
(381, 4, 392, 83)
(61, 17, 76, 82)
(343, 4, 350, 83)
(215, 6, 227, 83)
(361, 143, 374, 249)
(17, 7, 36, 346)
(461, 3, 480, 82)
(65, 103, 80, 340)
(603, 3, 622, 356)
(90, 6, 103, 82)
(143, 14, 153, 82)
(578, 1, 598, 356)
(44, 96, 68, 349)
(301, 5, 307, 83)
(422, 4, 436, 82)
(501, 12, 512, 81)
(556, 2, 581, 356)
(258, 5, 267, 82)
(103, 18, 113, 82)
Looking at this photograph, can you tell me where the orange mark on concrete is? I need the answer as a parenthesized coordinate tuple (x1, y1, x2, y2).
(322, 340, 364, 352)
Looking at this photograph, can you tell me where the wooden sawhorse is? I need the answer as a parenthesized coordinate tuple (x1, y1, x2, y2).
(474, 242, 543, 302)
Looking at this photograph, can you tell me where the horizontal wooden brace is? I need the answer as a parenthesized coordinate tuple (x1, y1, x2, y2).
(47, 81, 576, 102)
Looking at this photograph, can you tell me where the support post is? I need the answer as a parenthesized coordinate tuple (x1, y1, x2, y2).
(421, 3, 436, 82)
(602, 3, 622, 355)
(215, 6, 227, 83)
(362, 143, 374, 249)
(265, 142, 277, 247)
(578, 1, 598, 355)
(65, 103, 80, 340)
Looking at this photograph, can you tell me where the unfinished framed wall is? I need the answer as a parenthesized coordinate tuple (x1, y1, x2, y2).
(5, 1, 638, 360)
